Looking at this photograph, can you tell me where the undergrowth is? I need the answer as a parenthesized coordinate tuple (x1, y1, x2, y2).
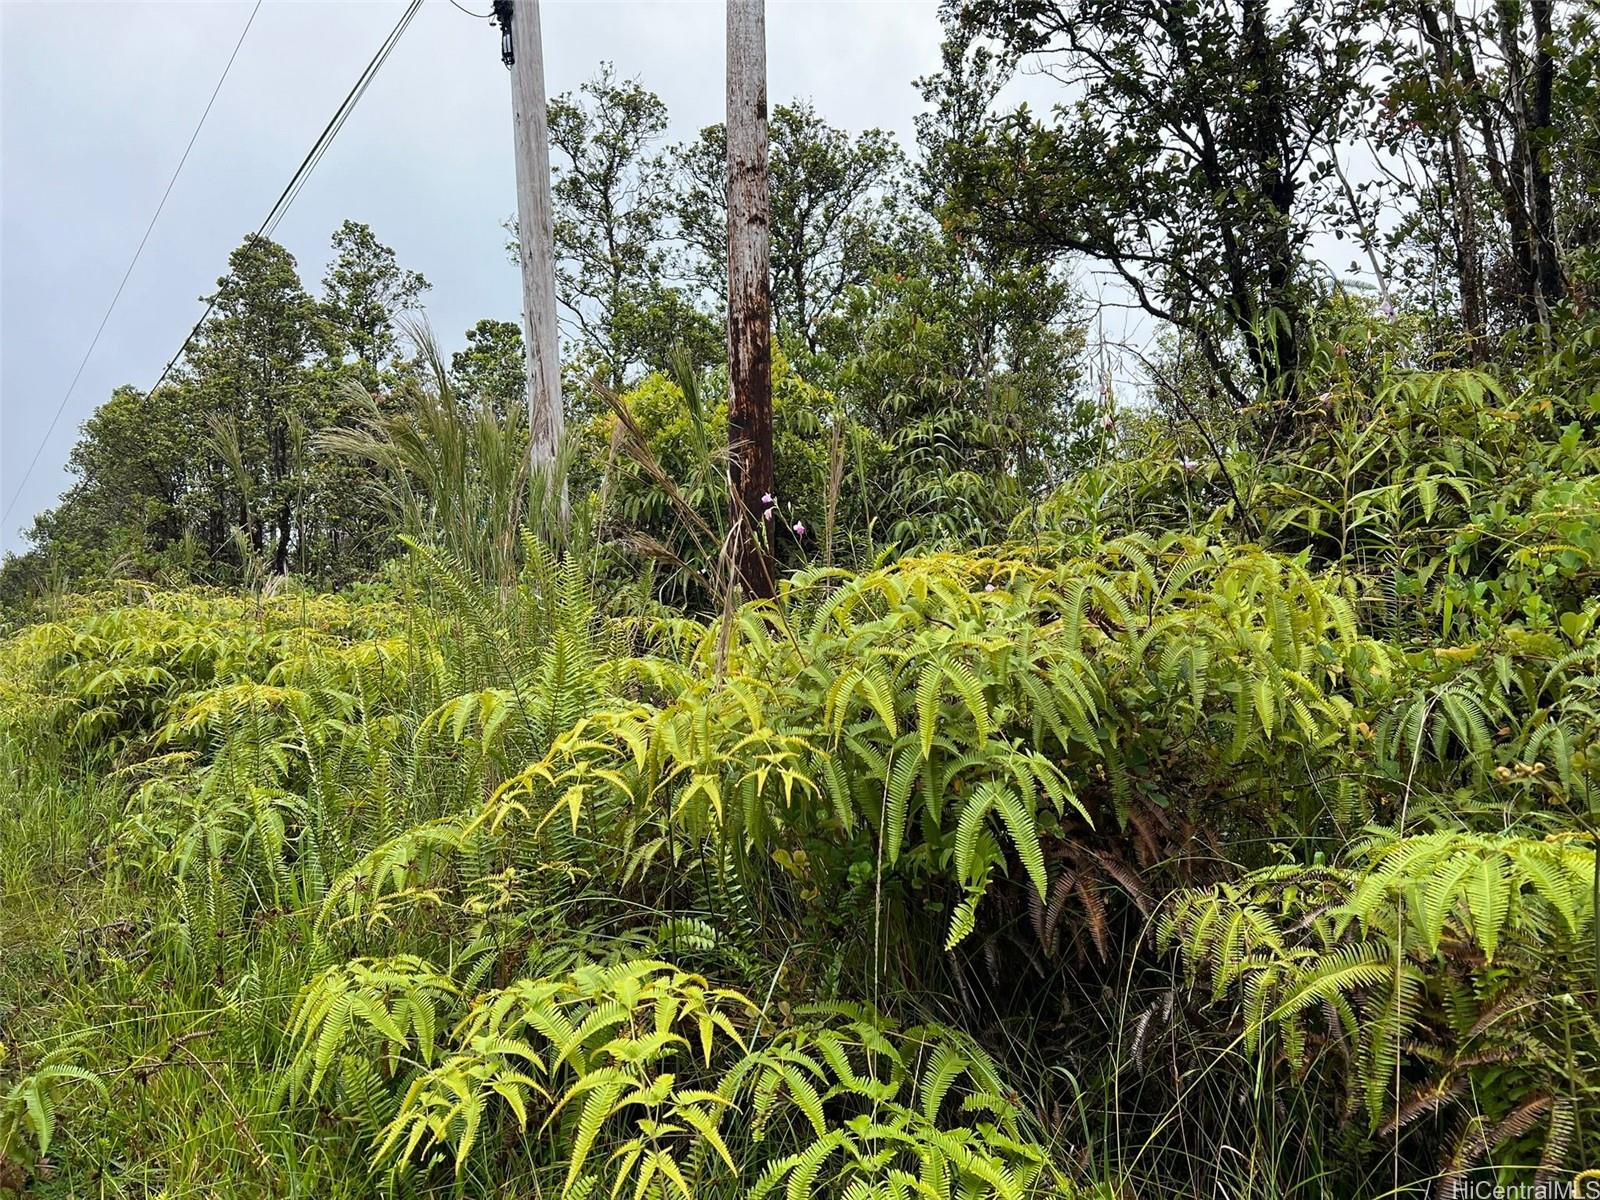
(3, 329, 1599, 1198)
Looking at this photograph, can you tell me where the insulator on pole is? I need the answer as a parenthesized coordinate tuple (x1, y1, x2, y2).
(492, 0, 514, 67)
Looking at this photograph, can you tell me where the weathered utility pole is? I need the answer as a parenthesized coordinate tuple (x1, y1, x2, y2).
(725, 0, 775, 598)
(493, 0, 563, 496)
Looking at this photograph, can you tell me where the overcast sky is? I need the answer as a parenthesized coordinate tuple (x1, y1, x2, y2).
(2, 0, 1028, 555)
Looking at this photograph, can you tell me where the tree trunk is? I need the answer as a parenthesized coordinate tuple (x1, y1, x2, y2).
(1497, 0, 1550, 327)
(1526, 0, 1564, 317)
(1453, 11, 1540, 326)
(726, 0, 775, 599)
(1418, 2, 1487, 358)
(508, 0, 565, 505)
(273, 501, 292, 576)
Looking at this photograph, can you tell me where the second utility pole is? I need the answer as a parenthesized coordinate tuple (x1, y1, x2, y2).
(726, 0, 775, 598)
(494, 0, 564, 507)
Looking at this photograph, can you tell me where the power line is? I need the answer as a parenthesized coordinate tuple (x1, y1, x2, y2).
(3, 0, 424, 539)
(2, 0, 264, 532)
(264, 1, 422, 243)
(148, 0, 424, 398)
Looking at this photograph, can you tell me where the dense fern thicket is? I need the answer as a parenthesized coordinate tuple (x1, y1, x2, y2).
(3, 328, 1600, 1199)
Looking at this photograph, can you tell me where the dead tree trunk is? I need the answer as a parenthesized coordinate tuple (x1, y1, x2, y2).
(726, 0, 775, 599)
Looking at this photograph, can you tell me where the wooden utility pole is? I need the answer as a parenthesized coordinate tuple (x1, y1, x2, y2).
(494, 1, 563, 491)
(726, 0, 775, 598)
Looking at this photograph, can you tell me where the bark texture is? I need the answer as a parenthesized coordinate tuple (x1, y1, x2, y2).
(509, 0, 564, 491)
(726, 0, 775, 599)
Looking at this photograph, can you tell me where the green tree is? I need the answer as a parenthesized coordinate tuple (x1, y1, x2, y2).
(450, 318, 527, 417)
(677, 102, 904, 352)
(3, 225, 430, 597)
(303, 223, 432, 577)
(182, 234, 318, 573)
(821, 240, 1088, 546)
(0, 385, 199, 598)
(1379, 2, 1596, 346)
(319, 219, 430, 378)
(802, 44, 1090, 546)
(67, 385, 195, 557)
(934, 0, 1378, 414)
(546, 64, 708, 392)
